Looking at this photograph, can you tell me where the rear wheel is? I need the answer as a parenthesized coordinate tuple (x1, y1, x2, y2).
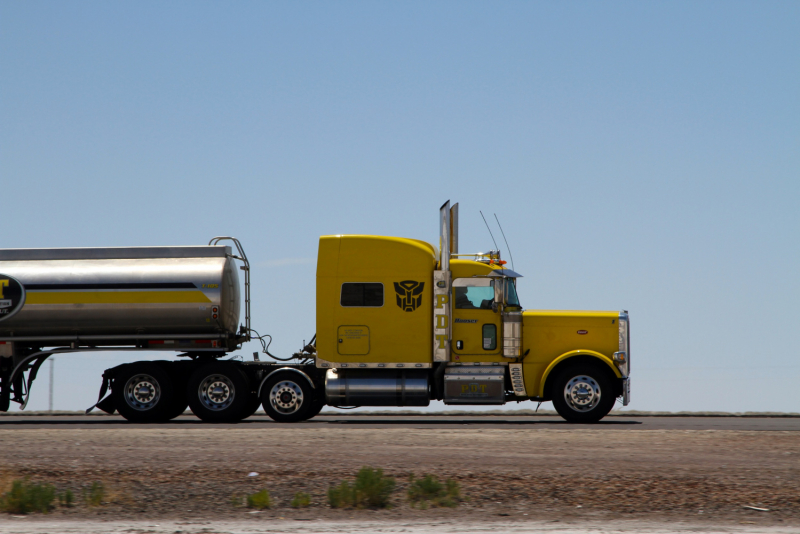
(113, 363, 174, 423)
(164, 396, 189, 420)
(261, 373, 315, 423)
(551, 365, 615, 423)
(305, 393, 326, 420)
(240, 393, 263, 420)
(164, 376, 189, 420)
(188, 363, 249, 423)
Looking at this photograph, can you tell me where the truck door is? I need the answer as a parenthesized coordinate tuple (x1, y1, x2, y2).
(451, 279, 502, 360)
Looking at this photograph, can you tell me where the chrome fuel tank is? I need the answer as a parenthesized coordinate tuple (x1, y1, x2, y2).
(0, 246, 240, 338)
(325, 369, 430, 407)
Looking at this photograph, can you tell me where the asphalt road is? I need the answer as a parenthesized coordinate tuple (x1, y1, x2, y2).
(1, 413, 798, 430)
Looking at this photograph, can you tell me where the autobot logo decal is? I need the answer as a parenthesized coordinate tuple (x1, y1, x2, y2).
(0, 274, 26, 322)
(394, 281, 424, 312)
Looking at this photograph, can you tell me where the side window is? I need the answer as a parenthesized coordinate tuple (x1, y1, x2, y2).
(341, 283, 384, 307)
(482, 324, 497, 350)
(454, 284, 495, 310)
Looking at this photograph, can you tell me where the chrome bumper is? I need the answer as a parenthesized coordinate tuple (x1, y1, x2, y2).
(618, 311, 631, 406)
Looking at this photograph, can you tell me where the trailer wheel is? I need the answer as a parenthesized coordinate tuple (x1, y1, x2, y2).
(163, 376, 189, 420)
(240, 393, 263, 420)
(164, 397, 189, 420)
(551, 364, 615, 423)
(113, 363, 175, 423)
(187, 363, 249, 423)
(261, 373, 314, 423)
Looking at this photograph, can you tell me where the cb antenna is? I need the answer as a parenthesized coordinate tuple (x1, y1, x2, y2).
(479, 211, 499, 251)
(494, 213, 515, 271)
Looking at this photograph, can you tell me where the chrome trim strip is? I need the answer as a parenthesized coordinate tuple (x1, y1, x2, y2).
(447, 361, 508, 366)
(0, 246, 231, 261)
(0, 334, 227, 342)
(315, 358, 431, 370)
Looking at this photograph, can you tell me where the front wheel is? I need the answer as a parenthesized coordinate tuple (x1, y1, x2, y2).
(261, 373, 315, 423)
(551, 365, 615, 423)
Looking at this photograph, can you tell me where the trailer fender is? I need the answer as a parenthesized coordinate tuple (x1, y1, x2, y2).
(537, 350, 621, 398)
(257, 367, 316, 398)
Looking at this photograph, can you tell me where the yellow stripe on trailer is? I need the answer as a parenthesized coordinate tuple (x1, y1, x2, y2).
(26, 291, 212, 304)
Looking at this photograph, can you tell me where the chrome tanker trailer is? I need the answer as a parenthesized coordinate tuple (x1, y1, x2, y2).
(0, 237, 323, 423)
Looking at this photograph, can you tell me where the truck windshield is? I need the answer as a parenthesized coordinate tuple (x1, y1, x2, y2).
(505, 279, 521, 307)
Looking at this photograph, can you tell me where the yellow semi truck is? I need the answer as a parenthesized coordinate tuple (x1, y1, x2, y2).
(0, 201, 629, 423)
(313, 201, 629, 423)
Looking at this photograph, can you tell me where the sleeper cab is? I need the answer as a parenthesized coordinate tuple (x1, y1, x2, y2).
(316, 235, 437, 364)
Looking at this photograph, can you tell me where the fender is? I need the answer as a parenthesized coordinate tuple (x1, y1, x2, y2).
(537, 349, 621, 398)
(257, 367, 316, 397)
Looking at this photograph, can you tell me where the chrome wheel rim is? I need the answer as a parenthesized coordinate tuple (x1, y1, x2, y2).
(564, 375, 601, 412)
(270, 380, 304, 415)
(125, 374, 161, 411)
(198, 374, 235, 411)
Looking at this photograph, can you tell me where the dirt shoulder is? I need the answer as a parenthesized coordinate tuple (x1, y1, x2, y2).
(0, 426, 797, 526)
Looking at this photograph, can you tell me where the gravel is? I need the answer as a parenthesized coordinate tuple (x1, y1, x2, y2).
(0, 426, 797, 526)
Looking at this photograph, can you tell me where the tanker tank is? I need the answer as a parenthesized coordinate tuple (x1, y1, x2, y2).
(0, 246, 241, 342)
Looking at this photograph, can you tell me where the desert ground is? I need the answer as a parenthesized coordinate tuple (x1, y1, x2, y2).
(0, 413, 798, 533)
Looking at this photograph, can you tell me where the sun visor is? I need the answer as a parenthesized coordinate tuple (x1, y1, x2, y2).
(488, 268, 523, 278)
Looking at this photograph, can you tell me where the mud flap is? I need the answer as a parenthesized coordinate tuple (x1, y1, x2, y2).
(96, 394, 116, 414)
(85, 371, 116, 414)
(0, 377, 9, 412)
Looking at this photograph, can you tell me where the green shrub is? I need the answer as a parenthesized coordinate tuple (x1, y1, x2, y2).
(230, 494, 244, 507)
(327, 481, 354, 508)
(291, 491, 311, 508)
(246, 489, 271, 509)
(328, 466, 396, 509)
(407, 475, 462, 508)
(354, 466, 395, 509)
(84, 482, 104, 506)
(0, 478, 56, 514)
(58, 490, 74, 508)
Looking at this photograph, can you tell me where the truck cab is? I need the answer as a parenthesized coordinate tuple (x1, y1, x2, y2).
(305, 201, 630, 423)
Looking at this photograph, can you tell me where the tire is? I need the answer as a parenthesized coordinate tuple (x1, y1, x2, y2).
(164, 397, 189, 420)
(240, 393, 263, 420)
(261, 372, 315, 423)
(551, 365, 616, 423)
(164, 376, 189, 420)
(305, 393, 326, 420)
(187, 362, 250, 423)
(113, 363, 175, 423)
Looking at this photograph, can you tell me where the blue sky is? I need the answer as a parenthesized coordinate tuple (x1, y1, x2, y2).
(2, 1, 798, 413)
